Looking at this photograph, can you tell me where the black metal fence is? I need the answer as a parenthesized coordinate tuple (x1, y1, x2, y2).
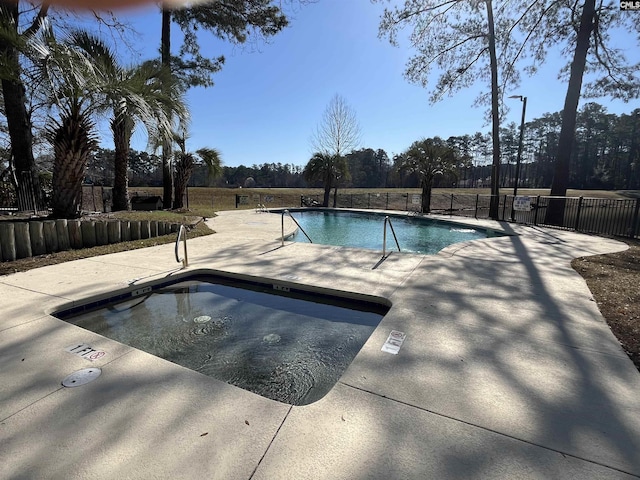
(518, 195, 638, 238)
(0, 171, 48, 215)
(3, 182, 638, 239)
(300, 192, 640, 239)
(0, 171, 16, 213)
(301, 192, 424, 212)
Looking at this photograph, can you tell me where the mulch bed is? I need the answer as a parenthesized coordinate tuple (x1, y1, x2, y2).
(572, 239, 640, 371)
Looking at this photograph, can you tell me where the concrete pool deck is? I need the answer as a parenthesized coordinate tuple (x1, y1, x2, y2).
(1, 209, 639, 479)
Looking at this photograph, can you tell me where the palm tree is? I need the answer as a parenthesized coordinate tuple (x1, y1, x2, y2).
(400, 137, 459, 214)
(31, 28, 104, 218)
(303, 152, 349, 207)
(172, 130, 222, 209)
(111, 63, 186, 212)
(49, 99, 97, 218)
(67, 33, 187, 212)
(0, 2, 49, 211)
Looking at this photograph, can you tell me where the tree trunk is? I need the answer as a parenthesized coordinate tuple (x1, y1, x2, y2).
(322, 166, 332, 207)
(173, 154, 193, 209)
(322, 184, 331, 207)
(421, 178, 432, 214)
(485, 0, 501, 220)
(546, 0, 596, 226)
(161, 7, 173, 209)
(52, 114, 95, 218)
(52, 148, 86, 218)
(0, 2, 45, 211)
(111, 115, 133, 211)
(332, 186, 338, 207)
(627, 112, 639, 190)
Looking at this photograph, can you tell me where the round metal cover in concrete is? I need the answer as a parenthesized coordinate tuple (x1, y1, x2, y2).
(62, 368, 102, 387)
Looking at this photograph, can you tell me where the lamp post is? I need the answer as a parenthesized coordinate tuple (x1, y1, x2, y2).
(508, 95, 527, 221)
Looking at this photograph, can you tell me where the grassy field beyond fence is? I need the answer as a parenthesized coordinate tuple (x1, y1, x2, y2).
(128, 187, 630, 214)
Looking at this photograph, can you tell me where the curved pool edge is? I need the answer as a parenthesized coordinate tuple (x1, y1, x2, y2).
(269, 207, 515, 255)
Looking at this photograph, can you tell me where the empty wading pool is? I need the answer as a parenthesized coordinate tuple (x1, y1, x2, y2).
(54, 273, 389, 405)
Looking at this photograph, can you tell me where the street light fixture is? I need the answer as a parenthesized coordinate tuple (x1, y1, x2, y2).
(508, 94, 527, 221)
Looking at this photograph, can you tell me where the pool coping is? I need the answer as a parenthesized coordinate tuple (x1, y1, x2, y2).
(46, 267, 394, 319)
(1, 208, 639, 479)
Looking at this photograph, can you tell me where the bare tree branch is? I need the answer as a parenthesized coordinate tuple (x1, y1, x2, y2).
(310, 94, 361, 158)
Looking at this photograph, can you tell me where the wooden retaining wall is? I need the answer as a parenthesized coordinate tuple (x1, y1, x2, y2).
(0, 219, 180, 262)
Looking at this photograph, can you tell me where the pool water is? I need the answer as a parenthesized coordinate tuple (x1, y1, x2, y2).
(289, 210, 494, 254)
(55, 276, 388, 405)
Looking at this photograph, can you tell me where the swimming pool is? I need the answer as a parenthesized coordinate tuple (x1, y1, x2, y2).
(54, 272, 389, 405)
(286, 210, 500, 254)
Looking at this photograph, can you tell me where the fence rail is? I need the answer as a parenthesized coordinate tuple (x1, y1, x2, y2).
(295, 192, 640, 239)
(2, 186, 637, 241)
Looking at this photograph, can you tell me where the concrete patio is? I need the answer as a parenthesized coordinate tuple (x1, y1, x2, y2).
(1, 209, 639, 479)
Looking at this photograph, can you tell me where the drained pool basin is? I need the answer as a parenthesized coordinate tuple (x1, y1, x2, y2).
(54, 273, 389, 405)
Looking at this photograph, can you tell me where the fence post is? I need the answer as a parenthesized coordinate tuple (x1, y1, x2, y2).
(501, 195, 507, 220)
(14, 222, 32, 259)
(140, 220, 150, 239)
(534, 196, 541, 226)
(367, 193, 370, 209)
(129, 221, 141, 241)
(405, 194, 408, 211)
(56, 219, 70, 251)
(96, 221, 108, 245)
(574, 196, 584, 232)
(29, 221, 46, 256)
(68, 220, 83, 249)
(81, 221, 97, 248)
(0, 222, 16, 261)
(631, 198, 640, 239)
(474, 194, 479, 219)
(43, 220, 58, 252)
(386, 192, 389, 210)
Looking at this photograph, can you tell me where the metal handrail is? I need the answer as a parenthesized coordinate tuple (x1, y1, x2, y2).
(175, 225, 188, 267)
(281, 209, 312, 246)
(383, 216, 401, 257)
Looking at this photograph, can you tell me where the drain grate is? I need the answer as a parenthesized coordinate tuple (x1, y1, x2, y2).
(62, 368, 102, 387)
(193, 315, 211, 324)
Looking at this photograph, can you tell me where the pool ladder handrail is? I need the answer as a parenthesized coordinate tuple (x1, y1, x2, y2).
(281, 209, 312, 246)
(175, 224, 188, 267)
(383, 216, 401, 257)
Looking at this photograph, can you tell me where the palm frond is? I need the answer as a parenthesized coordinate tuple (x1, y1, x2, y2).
(196, 147, 222, 181)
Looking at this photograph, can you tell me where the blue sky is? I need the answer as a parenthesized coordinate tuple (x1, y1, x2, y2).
(104, 0, 639, 168)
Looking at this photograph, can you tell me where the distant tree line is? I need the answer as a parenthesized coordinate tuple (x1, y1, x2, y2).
(26, 102, 636, 193)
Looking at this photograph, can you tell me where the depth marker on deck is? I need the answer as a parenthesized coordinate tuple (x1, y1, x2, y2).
(65, 343, 107, 361)
(381, 330, 406, 355)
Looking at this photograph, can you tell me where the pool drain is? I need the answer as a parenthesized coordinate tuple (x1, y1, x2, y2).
(263, 333, 281, 344)
(62, 368, 102, 387)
